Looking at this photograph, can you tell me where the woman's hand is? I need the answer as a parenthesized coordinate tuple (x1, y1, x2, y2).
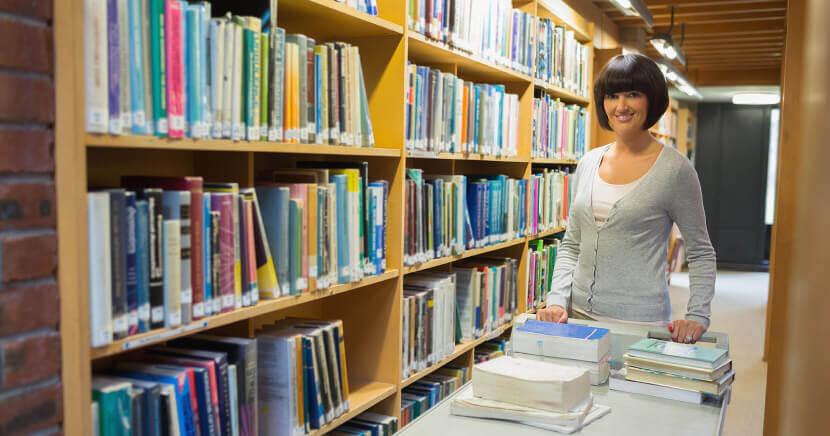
(537, 305, 568, 323)
(668, 319, 706, 344)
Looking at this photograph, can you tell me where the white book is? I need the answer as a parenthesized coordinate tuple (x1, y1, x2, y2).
(514, 352, 610, 386)
(609, 373, 703, 404)
(472, 356, 590, 413)
(228, 364, 240, 436)
(163, 219, 182, 327)
(88, 192, 113, 347)
(256, 331, 302, 436)
(231, 19, 244, 141)
(451, 387, 593, 428)
(84, 0, 109, 133)
(512, 319, 611, 363)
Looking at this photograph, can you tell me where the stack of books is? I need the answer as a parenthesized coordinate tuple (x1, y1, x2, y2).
(610, 338, 734, 404)
(408, 0, 535, 76)
(402, 272, 457, 378)
(455, 258, 519, 342)
(534, 18, 591, 97)
(92, 334, 258, 436)
(527, 168, 570, 235)
(401, 364, 469, 428)
(526, 238, 561, 311)
(532, 94, 590, 161)
(474, 338, 508, 363)
(450, 356, 610, 432)
(332, 412, 398, 436)
(512, 320, 611, 385)
(405, 63, 520, 156)
(84, 1, 375, 146)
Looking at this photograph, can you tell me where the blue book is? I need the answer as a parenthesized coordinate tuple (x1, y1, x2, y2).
(482, 182, 490, 244)
(331, 175, 350, 284)
(125, 192, 139, 336)
(128, 0, 147, 134)
(494, 85, 505, 152)
(178, 0, 189, 137)
(186, 5, 201, 138)
(517, 320, 610, 340)
(198, 2, 211, 137)
(303, 337, 325, 429)
(202, 194, 212, 316)
(135, 199, 151, 333)
(628, 338, 729, 369)
(104, 376, 163, 436)
(369, 181, 386, 275)
(107, 0, 120, 134)
(255, 186, 290, 297)
(167, 364, 215, 436)
(109, 364, 196, 436)
(315, 51, 323, 140)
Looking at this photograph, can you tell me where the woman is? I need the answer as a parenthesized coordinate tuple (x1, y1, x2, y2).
(536, 53, 716, 344)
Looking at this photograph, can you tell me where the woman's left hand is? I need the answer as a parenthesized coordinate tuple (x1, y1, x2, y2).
(668, 319, 706, 344)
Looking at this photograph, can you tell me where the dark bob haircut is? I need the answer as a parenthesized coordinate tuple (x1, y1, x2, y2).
(593, 53, 669, 131)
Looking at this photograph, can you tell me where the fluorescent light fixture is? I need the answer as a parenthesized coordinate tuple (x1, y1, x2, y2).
(651, 34, 686, 67)
(656, 59, 702, 100)
(607, 0, 653, 28)
(732, 93, 780, 105)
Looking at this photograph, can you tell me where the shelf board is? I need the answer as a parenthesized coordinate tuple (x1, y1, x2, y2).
(85, 134, 402, 157)
(403, 238, 526, 275)
(401, 322, 513, 388)
(90, 270, 399, 359)
(531, 157, 579, 165)
(407, 32, 531, 84)
(406, 151, 528, 163)
(279, 0, 403, 38)
(307, 380, 397, 436)
(536, 0, 593, 42)
(527, 227, 566, 240)
(533, 79, 591, 106)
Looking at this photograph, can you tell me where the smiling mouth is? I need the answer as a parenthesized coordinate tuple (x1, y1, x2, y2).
(615, 114, 633, 122)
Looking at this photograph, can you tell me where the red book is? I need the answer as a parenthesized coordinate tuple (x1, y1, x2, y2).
(122, 176, 206, 320)
(211, 193, 236, 313)
(165, 0, 184, 138)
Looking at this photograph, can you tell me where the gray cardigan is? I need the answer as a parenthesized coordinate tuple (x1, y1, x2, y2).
(546, 144, 717, 328)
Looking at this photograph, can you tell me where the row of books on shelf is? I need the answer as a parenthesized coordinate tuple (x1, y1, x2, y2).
(653, 109, 678, 139)
(401, 364, 470, 429)
(526, 237, 561, 312)
(88, 164, 388, 347)
(331, 413, 398, 436)
(91, 317, 357, 436)
(532, 93, 590, 160)
(402, 261, 517, 378)
(405, 62, 520, 156)
(474, 337, 508, 364)
(403, 168, 571, 267)
(408, 0, 535, 76)
(84, 0, 375, 146)
(534, 18, 591, 98)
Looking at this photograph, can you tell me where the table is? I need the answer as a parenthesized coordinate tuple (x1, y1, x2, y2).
(397, 314, 731, 436)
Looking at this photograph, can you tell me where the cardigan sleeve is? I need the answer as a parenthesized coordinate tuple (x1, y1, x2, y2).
(547, 164, 583, 309)
(670, 160, 717, 328)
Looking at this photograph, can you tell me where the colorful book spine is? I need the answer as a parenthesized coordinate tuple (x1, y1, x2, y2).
(165, 0, 185, 137)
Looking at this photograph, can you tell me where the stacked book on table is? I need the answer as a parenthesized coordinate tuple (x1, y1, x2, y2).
(610, 338, 734, 404)
(512, 320, 611, 385)
(451, 356, 610, 433)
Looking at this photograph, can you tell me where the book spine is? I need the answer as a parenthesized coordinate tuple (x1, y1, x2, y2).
(288, 199, 302, 295)
(135, 199, 150, 333)
(203, 194, 212, 316)
(260, 33, 269, 141)
(210, 20, 224, 138)
(271, 28, 285, 142)
(165, 0, 184, 137)
(212, 194, 235, 313)
(128, 0, 147, 134)
(186, 6, 201, 138)
(210, 211, 222, 315)
(117, 0, 132, 133)
(88, 193, 113, 347)
(124, 192, 139, 336)
(306, 38, 316, 143)
(107, 190, 129, 340)
(163, 219, 182, 327)
(245, 190, 279, 299)
(106, 0, 121, 134)
(84, 0, 109, 133)
(189, 180, 205, 320)
(177, 191, 192, 324)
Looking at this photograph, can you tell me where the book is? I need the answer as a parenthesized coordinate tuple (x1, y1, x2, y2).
(451, 388, 594, 428)
(473, 356, 590, 413)
(513, 352, 610, 386)
(84, 0, 109, 133)
(624, 353, 733, 381)
(91, 377, 133, 436)
(627, 338, 730, 370)
(88, 192, 114, 347)
(625, 365, 735, 395)
(513, 320, 611, 363)
(609, 372, 703, 404)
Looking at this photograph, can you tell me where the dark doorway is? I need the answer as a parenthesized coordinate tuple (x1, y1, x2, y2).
(695, 103, 772, 270)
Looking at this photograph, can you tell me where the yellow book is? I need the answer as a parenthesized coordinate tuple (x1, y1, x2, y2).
(295, 334, 306, 432)
(333, 319, 351, 409)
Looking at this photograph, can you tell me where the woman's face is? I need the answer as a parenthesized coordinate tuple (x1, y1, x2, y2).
(604, 90, 649, 135)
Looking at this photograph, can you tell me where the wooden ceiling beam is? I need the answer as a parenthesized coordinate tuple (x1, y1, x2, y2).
(680, 38, 785, 46)
(598, 0, 784, 14)
(612, 6, 786, 21)
(649, 19, 785, 34)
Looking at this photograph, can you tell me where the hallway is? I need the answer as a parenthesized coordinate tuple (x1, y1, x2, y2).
(669, 270, 770, 435)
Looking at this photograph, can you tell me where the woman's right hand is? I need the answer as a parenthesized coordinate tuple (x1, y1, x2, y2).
(537, 305, 568, 323)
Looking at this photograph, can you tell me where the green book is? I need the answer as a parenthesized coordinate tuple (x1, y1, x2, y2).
(627, 338, 729, 369)
(247, 17, 262, 141)
(242, 27, 256, 140)
(150, 0, 167, 136)
(92, 377, 132, 436)
(260, 32, 269, 141)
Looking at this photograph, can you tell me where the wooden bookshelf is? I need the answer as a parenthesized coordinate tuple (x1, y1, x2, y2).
(54, 1, 596, 434)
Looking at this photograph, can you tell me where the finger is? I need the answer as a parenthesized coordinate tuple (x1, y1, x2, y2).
(670, 321, 680, 341)
(692, 325, 705, 343)
(538, 310, 549, 322)
(557, 310, 568, 323)
(676, 323, 689, 343)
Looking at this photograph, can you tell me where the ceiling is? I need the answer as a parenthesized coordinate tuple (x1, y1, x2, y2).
(595, 0, 786, 87)
(669, 85, 780, 102)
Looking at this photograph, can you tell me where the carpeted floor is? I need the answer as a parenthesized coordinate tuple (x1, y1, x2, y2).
(668, 270, 769, 436)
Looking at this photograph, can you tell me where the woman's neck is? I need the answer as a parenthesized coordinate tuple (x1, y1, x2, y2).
(613, 129, 657, 156)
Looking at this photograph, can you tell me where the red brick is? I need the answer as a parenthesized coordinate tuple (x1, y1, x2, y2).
(0, 382, 61, 436)
(0, 17, 52, 73)
(0, 0, 52, 21)
(1, 333, 60, 389)
(1, 233, 56, 283)
(0, 72, 53, 124)
(0, 283, 58, 336)
(0, 182, 55, 231)
(0, 128, 53, 173)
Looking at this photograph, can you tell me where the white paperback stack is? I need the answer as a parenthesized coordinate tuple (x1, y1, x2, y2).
(511, 317, 611, 385)
(451, 356, 610, 433)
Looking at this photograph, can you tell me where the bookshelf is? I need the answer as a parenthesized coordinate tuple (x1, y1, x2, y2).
(54, 1, 594, 434)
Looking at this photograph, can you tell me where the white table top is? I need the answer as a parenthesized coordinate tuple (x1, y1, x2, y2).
(398, 315, 730, 436)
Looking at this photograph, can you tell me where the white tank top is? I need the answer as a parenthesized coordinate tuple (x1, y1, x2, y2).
(592, 171, 644, 227)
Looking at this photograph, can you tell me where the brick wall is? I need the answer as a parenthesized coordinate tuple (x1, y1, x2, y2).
(0, 1, 62, 435)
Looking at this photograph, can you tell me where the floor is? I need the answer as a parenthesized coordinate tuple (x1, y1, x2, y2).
(668, 270, 769, 436)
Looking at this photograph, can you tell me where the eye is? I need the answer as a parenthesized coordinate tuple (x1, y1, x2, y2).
(605, 94, 618, 100)
(629, 91, 640, 98)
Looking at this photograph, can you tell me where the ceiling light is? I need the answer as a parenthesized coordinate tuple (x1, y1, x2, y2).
(732, 93, 780, 105)
(607, 0, 653, 28)
(651, 34, 686, 66)
(656, 59, 702, 100)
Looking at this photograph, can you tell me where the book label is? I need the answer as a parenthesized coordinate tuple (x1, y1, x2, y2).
(138, 303, 150, 321)
(242, 293, 250, 307)
(212, 124, 222, 138)
(247, 126, 258, 141)
(212, 298, 221, 314)
(134, 111, 146, 129)
(109, 118, 122, 135)
(232, 124, 242, 141)
(235, 295, 242, 308)
(281, 283, 289, 295)
(193, 302, 204, 318)
(113, 315, 128, 334)
(128, 311, 138, 328)
(157, 118, 168, 135)
(151, 307, 164, 323)
(167, 311, 181, 327)
(170, 115, 184, 132)
(260, 126, 268, 139)
(223, 122, 231, 138)
(89, 110, 107, 130)
(181, 289, 192, 304)
(222, 294, 234, 309)
(309, 264, 317, 279)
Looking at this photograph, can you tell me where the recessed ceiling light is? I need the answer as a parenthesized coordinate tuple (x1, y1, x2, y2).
(732, 93, 781, 105)
(607, 0, 653, 28)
